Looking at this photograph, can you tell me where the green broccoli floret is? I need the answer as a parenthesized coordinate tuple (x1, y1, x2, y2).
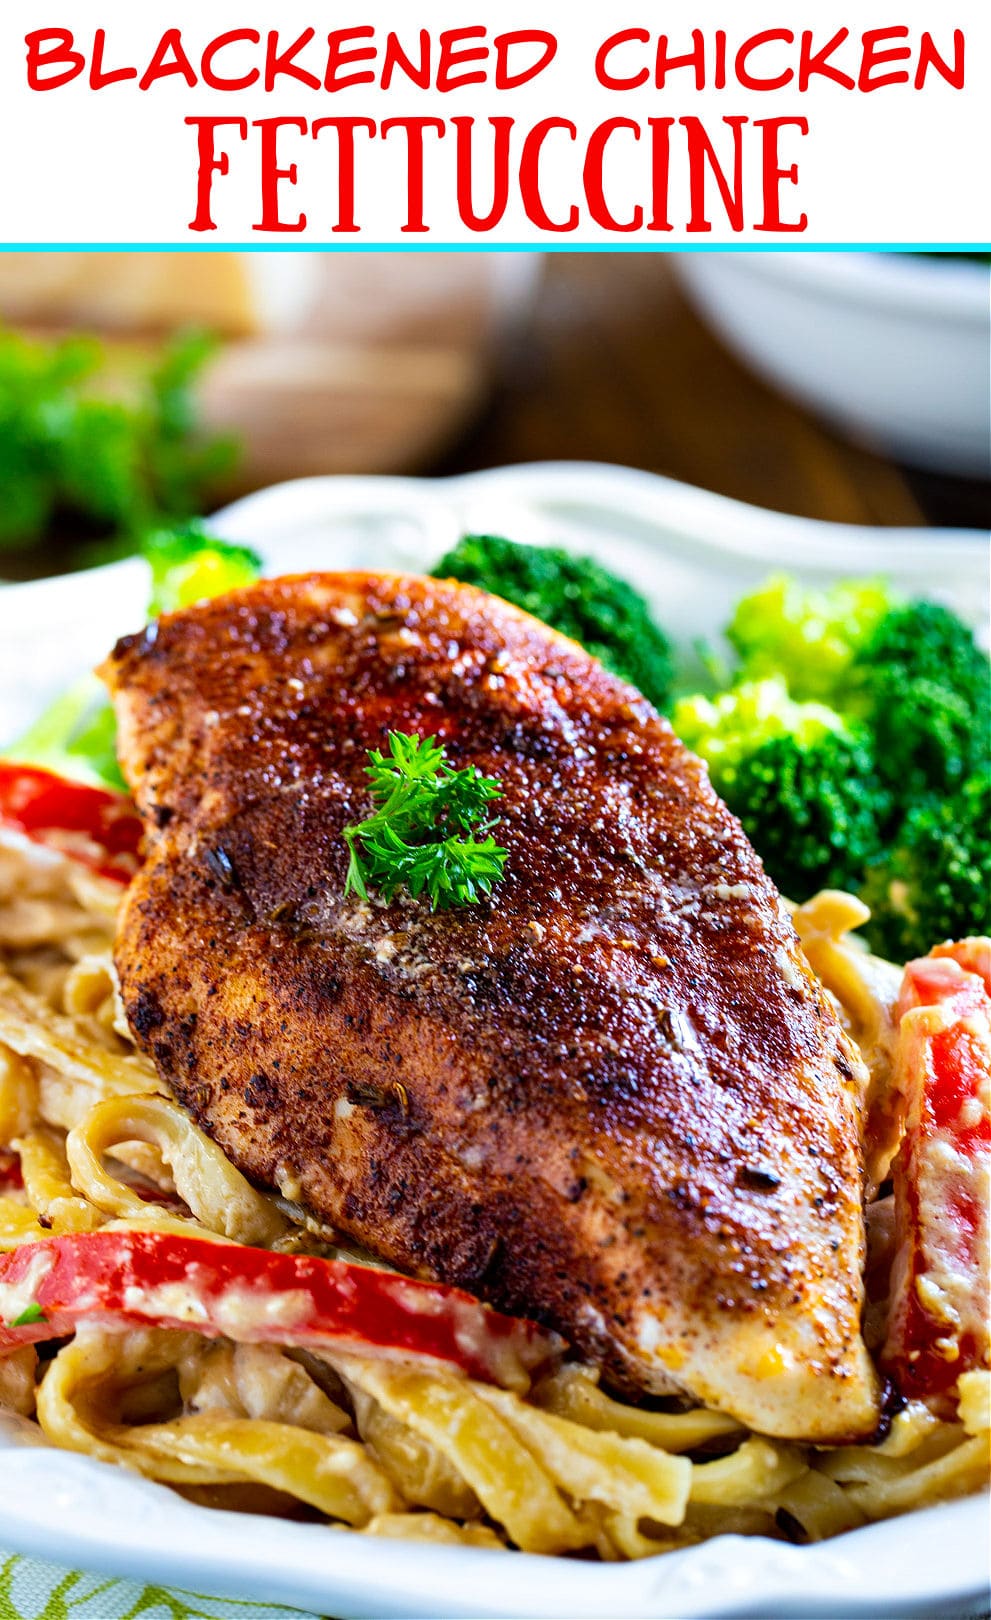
(726, 575, 893, 701)
(850, 601, 991, 805)
(432, 533, 674, 710)
(672, 678, 887, 900)
(726, 731, 887, 900)
(677, 577, 988, 916)
(858, 599, 990, 700)
(672, 676, 846, 779)
(860, 772, 991, 960)
(144, 523, 262, 616)
(729, 576, 990, 817)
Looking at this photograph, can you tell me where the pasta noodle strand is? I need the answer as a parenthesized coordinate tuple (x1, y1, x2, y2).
(0, 835, 986, 1557)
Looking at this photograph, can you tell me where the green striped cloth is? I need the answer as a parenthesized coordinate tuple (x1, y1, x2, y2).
(0, 1553, 326, 1620)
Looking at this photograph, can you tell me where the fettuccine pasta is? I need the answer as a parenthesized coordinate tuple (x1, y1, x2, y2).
(0, 830, 987, 1558)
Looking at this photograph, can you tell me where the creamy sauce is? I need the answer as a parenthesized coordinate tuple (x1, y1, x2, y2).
(122, 1281, 211, 1325)
(917, 1130, 991, 1356)
(119, 1280, 312, 1335)
(211, 1285, 312, 1337)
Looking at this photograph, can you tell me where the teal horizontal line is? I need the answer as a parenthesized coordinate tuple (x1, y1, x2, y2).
(0, 241, 987, 253)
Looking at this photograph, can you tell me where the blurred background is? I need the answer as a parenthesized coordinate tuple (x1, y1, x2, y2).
(0, 249, 988, 580)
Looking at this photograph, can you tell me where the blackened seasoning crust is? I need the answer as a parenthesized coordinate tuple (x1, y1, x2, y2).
(102, 571, 880, 1442)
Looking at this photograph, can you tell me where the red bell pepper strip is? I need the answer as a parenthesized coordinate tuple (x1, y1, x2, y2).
(0, 1230, 561, 1391)
(933, 938, 991, 999)
(881, 943, 991, 1403)
(0, 762, 141, 885)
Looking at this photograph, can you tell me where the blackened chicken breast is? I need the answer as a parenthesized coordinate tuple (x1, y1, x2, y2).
(102, 572, 880, 1441)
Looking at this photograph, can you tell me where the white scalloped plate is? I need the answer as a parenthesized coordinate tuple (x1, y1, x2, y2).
(0, 464, 988, 1619)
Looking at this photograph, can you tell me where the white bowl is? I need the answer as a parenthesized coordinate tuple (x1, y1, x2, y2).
(674, 253, 991, 477)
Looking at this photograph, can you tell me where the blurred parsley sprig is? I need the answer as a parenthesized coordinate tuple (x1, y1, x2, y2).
(344, 731, 508, 911)
(0, 325, 236, 553)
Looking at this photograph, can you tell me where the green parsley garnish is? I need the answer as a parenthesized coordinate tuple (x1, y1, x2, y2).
(10, 1301, 46, 1327)
(343, 732, 507, 910)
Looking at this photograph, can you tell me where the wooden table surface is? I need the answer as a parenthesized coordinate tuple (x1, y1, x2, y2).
(434, 256, 991, 532)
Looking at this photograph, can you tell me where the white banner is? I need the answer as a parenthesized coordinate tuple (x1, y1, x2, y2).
(0, 0, 988, 246)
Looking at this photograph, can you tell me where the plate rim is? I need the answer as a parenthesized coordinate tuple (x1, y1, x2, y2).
(211, 458, 990, 564)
